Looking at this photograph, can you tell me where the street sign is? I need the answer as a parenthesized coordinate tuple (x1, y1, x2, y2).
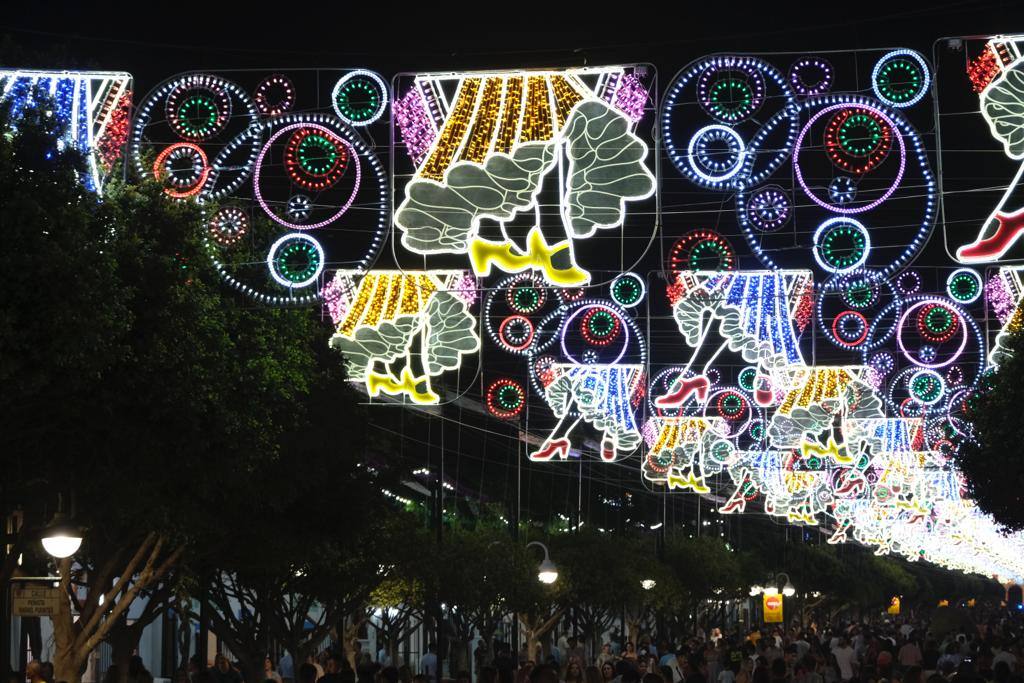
(763, 593, 783, 623)
(12, 586, 61, 616)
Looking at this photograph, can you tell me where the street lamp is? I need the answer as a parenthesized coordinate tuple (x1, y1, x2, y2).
(641, 579, 657, 590)
(526, 541, 558, 584)
(40, 512, 83, 559)
(749, 572, 795, 598)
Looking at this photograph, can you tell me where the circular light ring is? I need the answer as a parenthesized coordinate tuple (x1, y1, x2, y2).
(254, 74, 295, 116)
(686, 124, 746, 186)
(869, 350, 895, 376)
(284, 127, 350, 191)
(253, 121, 362, 231)
(557, 287, 586, 303)
(703, 387, 754, 438)
(535, 298, 646, 369)
(662, 55, 797, 190)
(828, 176, 858, 205)
(748, 419, 765, 442)
(611, 272, 646, 308)
(831, 310, 869, 348)
(331, 70, 388, 126)
(208, 207, 248, 247)
(916, 302, 960, 343)
(646, 444, 677, 475)
(498, 315, 535, 352)
(795, 102, 906, 214)
(738, 366, 757, 391)
(823, 107, 893, 175)
(581, 348, 600, 364)
(266, 233, 324, 289)
(580, 307, 623, 347)
(165, 77, 232, 141)
(486, 378, 526, 419)
(735, 95, 933, 277)
(669, 229, 736, 273)
(153, 143, 210, 199)
(506, 275, 547, 314)
(895, 298, 976, 370)
(897, 270, 921, 295)
(918, 345, 938, 363)
(697, 62, 765, 123)
(813, 217, 871, 273)
(286, 194, 312, 223)
(946, 268, 982, 304)
(788, 57, 834, 96)
(839, 274, 879, 309)
(129, 74, 260, 201)
(484, 274, 559, 355)
(872, 49, 931, 108)
(946, 365, 965, 386)
(747, 184, 791, 232)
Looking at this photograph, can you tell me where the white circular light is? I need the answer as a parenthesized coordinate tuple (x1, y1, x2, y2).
(41, 534, 83, 559)
(267, 233, 325, 289)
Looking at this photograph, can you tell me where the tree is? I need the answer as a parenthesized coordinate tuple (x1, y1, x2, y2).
(958, 330, 1024, 530)
(0, 99, 378, 683)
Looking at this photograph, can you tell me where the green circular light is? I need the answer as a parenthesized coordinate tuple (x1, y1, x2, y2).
(176, 95, 218, 137)
(837, 113, 884, 157)
(738, 367, 757, 391)
(911, 373, 942, 403)
(877, 59, 923, 103)
(709, 78, 752, 122)
(948, 273, 980, 302)
(275, 240, 321, 283)
(296, 133, 339, 176)
(587, 310, 616, 337)
(924, 306, 953, 334)
(335, 79, 380, 122)
(819, 226, 866, 270)
(611, 274, 644, 307)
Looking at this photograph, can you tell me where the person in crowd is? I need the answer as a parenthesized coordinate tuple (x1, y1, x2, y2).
(26, 662, 44, 683)
(623, 645, 638, 663)
(279, 653, 295, 683)
(600, 663, 615, 683)
(481, 667, 500, 683)
(566, 661, 584, 683)
(420, 645, 438, 681)
(298, 664, 318, 683)
(264, 656, 283, 683)
(211, 656, 242, 683)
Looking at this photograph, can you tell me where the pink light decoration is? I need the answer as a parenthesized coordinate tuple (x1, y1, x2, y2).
(613, 73, 648, 123)
(394, 87, 436, 166)
(641, 418, 659, 448)
(451, 272, 478, 306)
(987, 273, 1015, 324)
(321, 274, 355, 325)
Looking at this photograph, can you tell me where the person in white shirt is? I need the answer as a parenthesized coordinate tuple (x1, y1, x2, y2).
(831, 638, 856, 682)
(421, 644, 438, 680)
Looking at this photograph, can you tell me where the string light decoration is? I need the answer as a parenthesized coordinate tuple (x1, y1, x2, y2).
(746, 185, 790, 232)
(789, 56, 834, 96)
(486, 378, 526, 418)
(283, 126, 350, 191)
(326, 270, 479, 405)
(946, 268, 983, 304)
(813, 217, 871, 273)
(611, 272, 646, 308)
(0, 69, 133, 193)
(669, 230, 736, 273)
(331, 70, 388, 126)
(824, 107, 893, 174)
(394, 66, 655, 286)
(872, 49, 931, 108)
(254, 74, 295, 116)
(208, 207, 248, 247)
(153, 143, 210, 199)
(165, 76, 231, 141)
(697, 60, 765, 123)
(267, 233, 324, 288)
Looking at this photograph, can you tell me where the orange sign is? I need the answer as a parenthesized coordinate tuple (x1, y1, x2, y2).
(887, 596, 900, 615)
(763, 593, 783, 623)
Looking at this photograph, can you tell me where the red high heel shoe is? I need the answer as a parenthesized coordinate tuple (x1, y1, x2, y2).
(530, 438, 571, 461)
(600, 438, 616, 462)
(957, 207, 1024, 262)
(654, 375, 709, 409)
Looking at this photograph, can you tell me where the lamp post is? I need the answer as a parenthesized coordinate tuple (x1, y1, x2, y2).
(749, 572, 795, 597)
(40, 512, 83, 559)
(525, 541, 558, 584)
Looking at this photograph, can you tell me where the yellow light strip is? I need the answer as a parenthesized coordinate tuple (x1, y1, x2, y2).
(551, 75, 584, 129)
(519, 75, 553, 143)
(493, 76, 523, 155)
(459, 76, 504, 163)
(419, 78, 482, 181)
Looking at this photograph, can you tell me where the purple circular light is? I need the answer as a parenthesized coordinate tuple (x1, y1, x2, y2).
(253, 122, 361, 231)
(793, 103, 906, 215)
(788, 57, 834, 96)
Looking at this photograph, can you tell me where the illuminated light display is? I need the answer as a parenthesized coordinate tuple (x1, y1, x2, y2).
(685, 124, 746, 186)
(327, 270, 479, 405)
(812, 217, 871, 273)
(654, 375, 710, 410)
(394, 67, 655, 286)
(0, 69, 133, 193)
(486, 378, 526, 418)
(789, 57, 834, 96)
(613, 73, 649, 122)
(253, 74, 295, 116)
(611, 272, 646, 308)
(153, 142, 210, 199)
(331, 70, 388, 126)
(698, 61, 765, 123)
(393, 85, 437, 166)
(967, 44, 1002, 93)
(208, 207, 249, 247)
(746, 185, 790, 232)
(946, 268, 983, 303)
(165, 77, 231, 141)
(531, 364, 644, 462)
(267, 233, 324, 288)
(668, 230, 736, 274)
(872, 49, 931, 108)
(824, 106, 893, 175)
